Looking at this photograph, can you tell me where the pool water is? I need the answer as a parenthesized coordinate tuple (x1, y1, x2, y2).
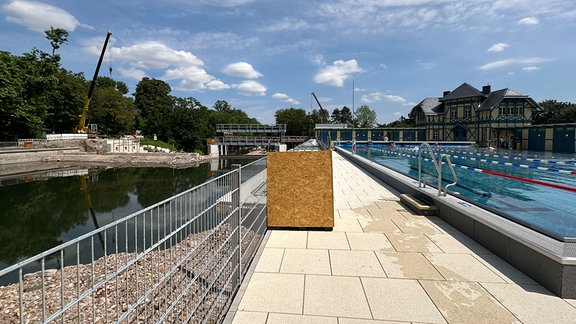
(344, 144, 576, 241)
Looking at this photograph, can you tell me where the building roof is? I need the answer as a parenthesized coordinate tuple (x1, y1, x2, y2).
(478, 88, 536, 111)
(441, 82, 484, 101)
(416, 98, 443, 115)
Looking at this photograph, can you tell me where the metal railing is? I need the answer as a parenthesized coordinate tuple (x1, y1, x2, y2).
(0, 158, 267, 323)
(417, 143, 457, 196)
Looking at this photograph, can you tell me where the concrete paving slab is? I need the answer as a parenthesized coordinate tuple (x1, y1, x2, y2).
(267, 313, 338, 324)
(307, 231, 350, 250)
(333, 218, 364, 232)
(338, 208, 373, 219)
(366, 203, 407, 220)
(482, 282, 576, 324)
(266, 230, 308, 248)
(334, 201, 352, 209)
(338, 319, 406, 324)
(419, 280, 520, 323)
(304, 275, 372, 319)
(346, 232, 394, 251)
(329, 250, 386, 277)
(237, 272, 304, 314)
(254, 247, 284, 273)
(386, 232, 443, 253)
(427, 233, 492, 254)
(280, 248, 331, 275)
(393, 217, 444, 235)
(376, 252, 444, 280)
(231, 311, 268, 324)
(358, 218, 401, 234)
(361, 277, 446, 323)
(472, 254, 537, 285)
(424, 253, 506, 283)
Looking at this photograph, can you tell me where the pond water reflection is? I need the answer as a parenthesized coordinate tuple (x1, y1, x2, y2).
(0, 158, 256, 271)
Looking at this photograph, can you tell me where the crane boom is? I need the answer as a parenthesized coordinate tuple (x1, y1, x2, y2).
(311, 92, 325, 112)
(76, 31, 112, 134)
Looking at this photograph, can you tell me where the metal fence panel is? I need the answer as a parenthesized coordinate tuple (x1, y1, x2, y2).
(0, 157, 267, 323)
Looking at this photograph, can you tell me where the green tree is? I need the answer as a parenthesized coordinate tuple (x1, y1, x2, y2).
(533, 100, 576, 124)
(134, 77, 173, 141)
(275, 108, 310, 136)
(45, 69, 86, 134)
(332, 106, 353, 125)
(0, 47, 61, 139)
(45, 27, 68, 56)
(91, 86, 136, 136)
(354, 105, 377, 128)
(171, 97, 212, 152)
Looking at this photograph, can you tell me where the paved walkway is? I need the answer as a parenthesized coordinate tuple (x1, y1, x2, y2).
(226, 151, 576, 323)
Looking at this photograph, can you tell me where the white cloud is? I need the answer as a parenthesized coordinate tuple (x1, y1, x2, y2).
(232, 80, 266, 96)
(112, 41, 204, 69)
(117, 67, 146, 80)
(523, 66, 540, 72)
(478, 59, 517, 71)
(361, 92, 408, 104)
(417, 59, 435, 70)
(198, 0, 255, 7)
(223, 62, 262, 79)
(262, 18, 309, 32)
(478, 57, 548, 71)
(4, 0, 89, 32)
(206, 80, 231, 90)
(272, 93, 300, 105)
(487, 42, 509, 52)
(314, 59, 364, 87)
(109, 41, 225, 91)
(518, 16, 539, 25)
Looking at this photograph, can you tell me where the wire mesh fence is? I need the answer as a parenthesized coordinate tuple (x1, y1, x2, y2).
(0, 157, 267, 323)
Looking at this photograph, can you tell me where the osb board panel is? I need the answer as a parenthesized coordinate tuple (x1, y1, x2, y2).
(267, 150, 334, 228)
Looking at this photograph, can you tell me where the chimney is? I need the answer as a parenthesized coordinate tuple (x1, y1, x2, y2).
(443, 91, 450, 97)
(482, 85, 491, 94)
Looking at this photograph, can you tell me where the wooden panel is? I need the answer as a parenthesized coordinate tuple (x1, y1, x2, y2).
(267, 151, 334, 228)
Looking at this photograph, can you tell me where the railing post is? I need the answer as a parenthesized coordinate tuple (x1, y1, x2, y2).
(232, 164, 242, 281)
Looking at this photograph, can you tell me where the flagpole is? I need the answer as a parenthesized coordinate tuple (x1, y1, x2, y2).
(352, 74, 356, 154)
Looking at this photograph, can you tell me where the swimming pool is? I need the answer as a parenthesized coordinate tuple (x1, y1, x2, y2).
(341, 143, 576, 241)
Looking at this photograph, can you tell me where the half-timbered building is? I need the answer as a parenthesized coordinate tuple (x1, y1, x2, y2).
(410, 83, 539, 146)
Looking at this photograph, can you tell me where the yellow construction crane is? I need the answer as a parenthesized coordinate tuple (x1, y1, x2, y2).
(76, 31, 112, 134)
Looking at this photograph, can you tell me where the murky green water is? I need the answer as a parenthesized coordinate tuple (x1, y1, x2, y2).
(0, 159, 256, 271)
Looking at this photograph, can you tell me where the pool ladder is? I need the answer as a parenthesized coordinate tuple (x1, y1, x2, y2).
(417, 143, 458, 196)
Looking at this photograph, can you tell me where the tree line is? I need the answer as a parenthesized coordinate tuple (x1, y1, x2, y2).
(0, 28, 258, 152)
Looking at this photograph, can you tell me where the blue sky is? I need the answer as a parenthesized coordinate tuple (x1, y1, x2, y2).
(2, 0, 576, 125)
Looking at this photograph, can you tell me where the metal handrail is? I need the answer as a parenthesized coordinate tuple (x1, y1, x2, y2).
(438, 154, 458, 196)
(418, 143, 458, 196)
(418, 143, 440, 188)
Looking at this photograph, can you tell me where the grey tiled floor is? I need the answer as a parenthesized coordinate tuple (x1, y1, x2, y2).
(227, 151, 576, 323)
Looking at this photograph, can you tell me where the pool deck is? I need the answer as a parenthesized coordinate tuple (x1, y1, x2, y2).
(225, 151, 576, 323)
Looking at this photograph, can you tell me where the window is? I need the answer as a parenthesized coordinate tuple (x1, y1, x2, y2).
(450, 107, 458, 119)
(432, 129, 439, 141)
(464, 104, 472, 118)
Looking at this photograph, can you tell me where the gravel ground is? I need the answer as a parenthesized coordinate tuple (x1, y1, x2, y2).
(0, 224, 261, 323)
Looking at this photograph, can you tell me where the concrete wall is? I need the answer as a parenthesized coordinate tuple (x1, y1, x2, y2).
(105, 139, 144, 153)
(0, 148, 79, 165)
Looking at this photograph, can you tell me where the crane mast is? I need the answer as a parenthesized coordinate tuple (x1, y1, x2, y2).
(76, 31, 112, 134)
